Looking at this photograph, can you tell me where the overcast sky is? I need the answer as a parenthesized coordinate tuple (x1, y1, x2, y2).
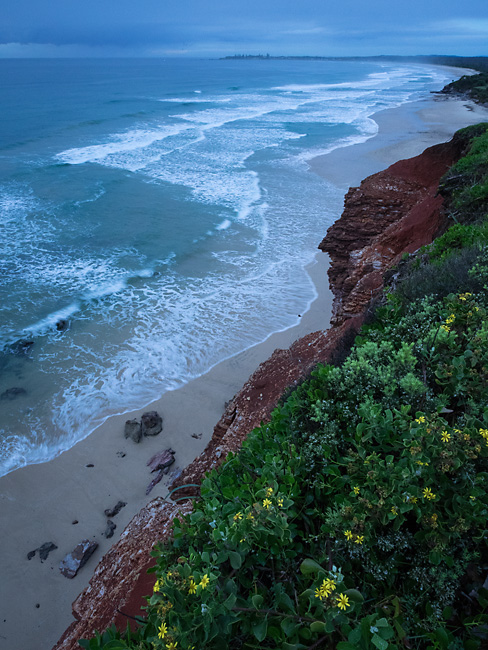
(1, 0, 488, 58)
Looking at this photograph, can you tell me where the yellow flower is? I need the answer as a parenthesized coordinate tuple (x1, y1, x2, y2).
(415, 416, 426, 424)
(336, 594, 350, 610)
(354, 535, 364, 545)
(240, 538, 245, 543)
(445, 314, 456, 324)
(410, 495, 418, 504)
(233, 512, 243, 521)
(391, 507, 398, 516)
(247, 512, 254, 520)
(441, 324, 450, 332)
(166, 643, 178, 650)
(266, 487, 274, 497)
(324, 578, 336, 593)
(441, 431, 451, 443)
(158, 622, 168, 639)
(200, 574, 210, 590)
(423, 487, 436, 500)
(480, 429, 488, 440)
(277, 498, 284, 507)
(353, 486, 360, 495)
(315, 578, 337, 600)
(153, 578, 162, 593)
(188, 579, 196, 595)
(344, 530, 354, 541)
(470, 496, 476, 501)
(263, 498, 272, 509)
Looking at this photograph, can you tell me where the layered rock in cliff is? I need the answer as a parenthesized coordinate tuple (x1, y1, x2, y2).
(319, 138, 464, 325)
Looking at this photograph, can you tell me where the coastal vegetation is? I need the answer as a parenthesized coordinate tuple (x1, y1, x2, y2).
(80, 124, 488, 650)
(440, 74, 488, 107)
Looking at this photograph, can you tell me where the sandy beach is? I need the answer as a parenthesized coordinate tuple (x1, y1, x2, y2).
(1, 91, 487, 650)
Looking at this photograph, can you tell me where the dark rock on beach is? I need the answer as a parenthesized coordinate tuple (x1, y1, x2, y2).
(145, 448, 176, 495)
(104, 501, 127, 518)
(104, 520, 117, 539)
(27, 542, 58, 562)
(147, 448, 175, 473)
(10, 339, 34, 355)
(124, 419, 142, 443)
(141, 411, 162, 437)
(0, 387, 27, 401)
(59, 540, 98, 579)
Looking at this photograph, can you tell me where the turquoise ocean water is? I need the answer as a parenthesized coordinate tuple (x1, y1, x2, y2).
(0, 58, 455, 476)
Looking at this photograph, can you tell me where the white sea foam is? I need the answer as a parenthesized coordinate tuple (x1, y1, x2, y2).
(159, 97, 231, 104)
(216, 219, 231, 230)
(56, 124, 193, 165)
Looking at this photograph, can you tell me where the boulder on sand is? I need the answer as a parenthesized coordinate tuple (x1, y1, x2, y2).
(59, 539, 98, 579)
(124, 419, 142, 443)
(141, 411, 163, 437)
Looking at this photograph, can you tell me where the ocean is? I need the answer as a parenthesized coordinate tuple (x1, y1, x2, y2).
(0, 57, 455, 476)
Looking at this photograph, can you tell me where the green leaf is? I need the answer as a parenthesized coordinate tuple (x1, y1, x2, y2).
(345, 589, 364, 603)
(372, 633, 389, 650)
(100, 643, 128, 650)
(252, 594, 264, 609)
(275, 593, 295, 614)
(348, 627, 362, 644)
(229, 551, 242, 569)
(224, 593, 236, 610)
(393, 620, 406, 640)
(191, 511, 204, 523)
(281, 617, 298, 637)
(337, 644, 356, 650)
(201, 551, 210, 563)
(299, 558, 324, 575)
(435, 627, 449, 649)
(253, 619, 268, 642)
(310, 621, 326, 633)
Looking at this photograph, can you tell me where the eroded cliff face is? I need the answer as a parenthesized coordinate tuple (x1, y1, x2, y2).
(319, 138, 464, 325)
(53, 137, 463, 650)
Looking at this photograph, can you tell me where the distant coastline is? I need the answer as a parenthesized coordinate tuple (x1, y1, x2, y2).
(220, 53, 488, 72)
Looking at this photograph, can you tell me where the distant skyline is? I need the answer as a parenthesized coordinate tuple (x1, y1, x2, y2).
(1, 0, 488, 59)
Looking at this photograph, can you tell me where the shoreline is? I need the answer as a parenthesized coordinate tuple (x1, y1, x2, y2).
(1, 93, 487, 650)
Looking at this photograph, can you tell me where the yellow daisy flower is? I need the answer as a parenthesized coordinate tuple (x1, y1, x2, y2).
(200, 574, 210, 590)
(336, 594, 350, 610)
(158, 622, 167, 639)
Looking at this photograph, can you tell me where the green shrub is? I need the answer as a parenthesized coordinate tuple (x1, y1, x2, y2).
(113, 291, 488, 650)
(440, 123, 488, 224)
